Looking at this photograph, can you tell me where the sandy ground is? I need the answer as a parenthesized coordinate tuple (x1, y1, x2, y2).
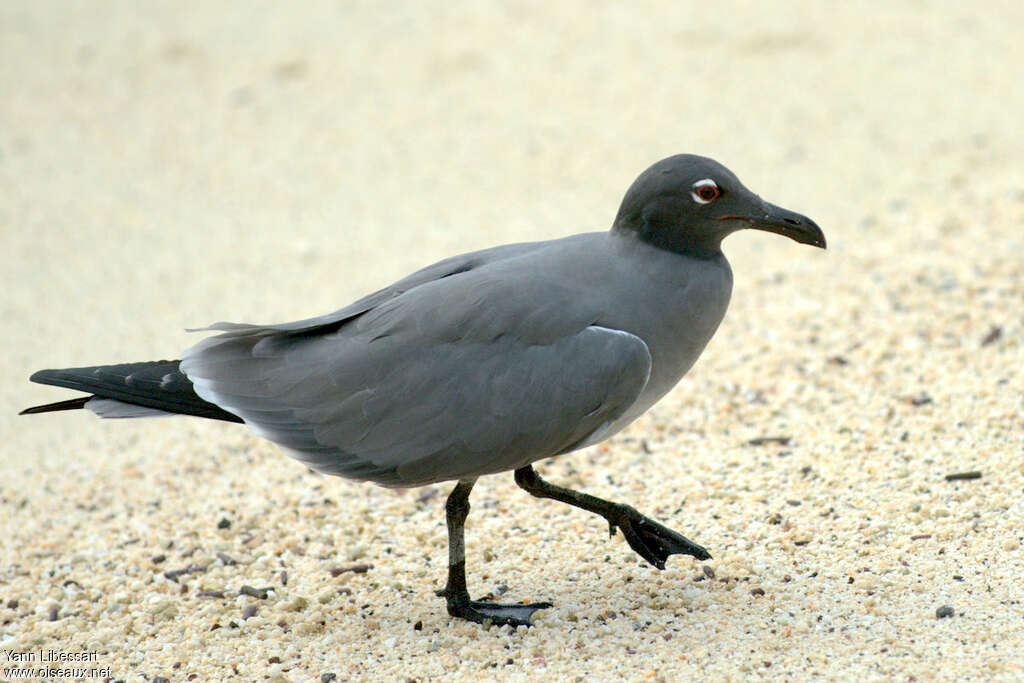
(2, 1, 1023, 681)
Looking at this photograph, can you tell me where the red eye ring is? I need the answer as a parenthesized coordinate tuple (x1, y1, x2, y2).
(697, 185, 719, 201)
(690, 179, 720, 204)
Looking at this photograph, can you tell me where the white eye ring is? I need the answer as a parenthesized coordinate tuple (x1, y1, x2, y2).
(690, 178, 719, 204)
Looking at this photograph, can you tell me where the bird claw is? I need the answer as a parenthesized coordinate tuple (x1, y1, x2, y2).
(610, 505, 710, 568)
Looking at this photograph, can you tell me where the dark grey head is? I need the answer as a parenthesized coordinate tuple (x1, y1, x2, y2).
(612, 154, 826, 259)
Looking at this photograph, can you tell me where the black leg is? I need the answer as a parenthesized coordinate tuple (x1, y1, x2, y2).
(514, 465, 710, 569)
(435, 479, 552, 627)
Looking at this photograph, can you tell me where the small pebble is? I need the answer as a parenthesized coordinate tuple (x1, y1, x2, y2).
(164, 564, 207, 582)
(980, 326, 1002, 346)
(936, 605, 955, 619)
(944, 471, 982, 481)
(748, 436, 792, 446)
(329, 563, 373, 576)
(240, 585, 272, 599)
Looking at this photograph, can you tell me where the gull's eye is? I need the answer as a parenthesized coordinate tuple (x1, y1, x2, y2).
(690, 179, 719, 204)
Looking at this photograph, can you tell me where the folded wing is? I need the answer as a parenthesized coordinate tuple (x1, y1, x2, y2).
(181, 267, 650, 487)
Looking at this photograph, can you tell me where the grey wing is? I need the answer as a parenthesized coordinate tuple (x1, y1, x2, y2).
(192, 241, 544, 336)
(180, 324, 651, 487)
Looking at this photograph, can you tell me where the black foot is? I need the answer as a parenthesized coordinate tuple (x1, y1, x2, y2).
(441, 596, 553, 627)
(610, 504, 711, 569)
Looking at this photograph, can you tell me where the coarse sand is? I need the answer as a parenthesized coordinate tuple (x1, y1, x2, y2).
(2, 2, 1022, 681)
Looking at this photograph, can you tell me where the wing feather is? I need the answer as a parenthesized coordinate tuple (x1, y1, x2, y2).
(183, 322, 650, 487)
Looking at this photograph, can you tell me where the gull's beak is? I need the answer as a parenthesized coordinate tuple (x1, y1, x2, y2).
(734, 200, 827, 249)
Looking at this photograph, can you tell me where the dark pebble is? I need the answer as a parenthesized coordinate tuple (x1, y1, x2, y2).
(164, 564, 207, 582)
(196, 590, 226, 599)
(151, 554, 167, 564)
(414, 620, 423, 631)
(239, 585, 272, 599)
(702, 566, 716, 579)
(242, 605, 258, 620)
(329, 563, 373, 577)
(750, 588, 765, 597)
(48, 606, 58, 621)
(280, 570, 288, 586)
(6, 599, 18, 609)
(153, 677, 170, 683)
(321, 674, 337, 683)
(268, 656, 281, 664)
(936, 605, 955, 618)
(945, 471, 982, 482)
(217, 518, 232, 530)
(748, 436, 792, 446)
(980, 326, 1002, 346)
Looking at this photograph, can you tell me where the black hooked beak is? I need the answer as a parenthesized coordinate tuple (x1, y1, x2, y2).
(720, 201, 827, 249)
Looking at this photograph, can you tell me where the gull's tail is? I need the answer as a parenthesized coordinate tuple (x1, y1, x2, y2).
(20, 360, 243, 423)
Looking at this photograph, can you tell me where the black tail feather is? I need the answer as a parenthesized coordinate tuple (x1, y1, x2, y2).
(19, 396, 92, 415)
(22, 360, 243, 423)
